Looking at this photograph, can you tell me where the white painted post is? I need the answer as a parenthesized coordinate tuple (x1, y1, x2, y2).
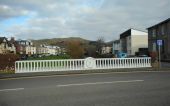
(20, 62, 22, 72)
(136, 58, 139, 67)
(112, 59, 114, 68)
(39, 61, 41, 71)
(142, 58, 144, 67)
(43, 61, 45, 71)
(109, 59, 111, 68)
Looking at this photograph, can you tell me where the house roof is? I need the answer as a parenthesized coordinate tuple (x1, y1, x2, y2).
(0, 37, 14, 47)
(120, 28, 147, 39)
(147, 18, 170, 29)
(0, 37, 8, 44)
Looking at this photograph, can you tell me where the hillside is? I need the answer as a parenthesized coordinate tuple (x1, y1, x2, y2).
(32, 37, 90, 47)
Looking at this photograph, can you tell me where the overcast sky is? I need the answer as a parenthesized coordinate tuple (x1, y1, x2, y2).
(0, 0, 170, 41)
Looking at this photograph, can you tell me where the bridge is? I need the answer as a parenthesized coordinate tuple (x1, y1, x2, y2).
(15, 57, 151, 73)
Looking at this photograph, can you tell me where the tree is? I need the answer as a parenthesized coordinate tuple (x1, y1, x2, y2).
(85, 45, 97, 57)
(96, 36, 105, 55)
(66, 41, 84, 59)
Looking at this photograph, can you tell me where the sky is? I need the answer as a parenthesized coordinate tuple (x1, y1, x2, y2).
(0, 0, 170, 41)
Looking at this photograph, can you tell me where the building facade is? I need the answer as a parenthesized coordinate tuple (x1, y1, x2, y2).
(37, 46, 48, 54)
(112, 40, 120, 55)
(16, 40, 36, 55)
(25, 46, 36, 55)
(0, 37, 16, 54)
(148, 18, 170, 60)
(101, 46, 112, 54)
(37, 45, 61, 55)
(120, 29, 148, 56)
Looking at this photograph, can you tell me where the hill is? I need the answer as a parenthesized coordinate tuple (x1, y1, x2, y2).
(32, 37, 90, 47)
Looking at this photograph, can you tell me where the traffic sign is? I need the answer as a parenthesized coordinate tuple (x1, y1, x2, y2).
(157, 40, 162, 46)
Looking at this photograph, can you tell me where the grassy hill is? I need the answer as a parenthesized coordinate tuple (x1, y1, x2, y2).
(32, 37, 90, 47)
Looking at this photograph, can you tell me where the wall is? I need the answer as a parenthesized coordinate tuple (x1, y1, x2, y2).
(131, 35, 148, 55)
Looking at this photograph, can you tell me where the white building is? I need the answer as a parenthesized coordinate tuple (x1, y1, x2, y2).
(112, 40, 120, 55)
(16, 40, 35, 55)
(37, 46, 48, 54)
(101, 46, 112, 54)
(17, 40, 33, 46)
(25, 46, 36, 55)
(120, 29, 148, 56)
(0, 37, 16, 54)
(37, 45, 61, 55)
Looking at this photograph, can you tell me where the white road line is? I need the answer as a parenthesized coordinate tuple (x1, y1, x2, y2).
(0, 88, 24, 92)
(57, 80, 144, 87)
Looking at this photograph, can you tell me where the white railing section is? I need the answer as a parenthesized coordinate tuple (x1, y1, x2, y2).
(15, 57, 151, 73)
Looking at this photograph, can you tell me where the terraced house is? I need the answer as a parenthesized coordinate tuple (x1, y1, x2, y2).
(148, 18, 170, 60)
(0, 37, 16, 54)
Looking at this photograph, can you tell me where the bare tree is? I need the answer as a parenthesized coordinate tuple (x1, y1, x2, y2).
(96, 36, 105, 55)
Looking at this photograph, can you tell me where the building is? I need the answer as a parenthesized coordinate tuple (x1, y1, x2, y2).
(36, 45, 48, 54)
(17, 40, 33, 46)
(0, 37, 16, 54)
(147, 18, 170, 60)
(112, 40, 120, 55)
(120, 29, 148, 56)
(101, 46, 112, 54)
(25, 46, 36, 55)
(16, 40, 36, 55)
(37, 45, 61, 55)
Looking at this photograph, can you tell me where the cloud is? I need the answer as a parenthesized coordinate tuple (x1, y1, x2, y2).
(0, 4, 31, 20)
(0, 0, 170, 41)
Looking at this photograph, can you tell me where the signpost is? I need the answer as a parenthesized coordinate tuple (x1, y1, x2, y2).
(157, 40, 162, 69)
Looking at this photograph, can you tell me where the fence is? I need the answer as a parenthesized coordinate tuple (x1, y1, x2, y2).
(15, 57, 151, 73)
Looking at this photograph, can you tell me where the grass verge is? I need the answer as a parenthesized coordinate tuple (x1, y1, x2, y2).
(0, 70, 15, 74)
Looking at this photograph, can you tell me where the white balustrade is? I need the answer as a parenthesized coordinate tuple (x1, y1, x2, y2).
(15, 57, 151, 73)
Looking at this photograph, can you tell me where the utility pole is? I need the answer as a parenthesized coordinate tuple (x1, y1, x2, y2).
(157, 40, 162, 69)
(158, 44, 161, 69)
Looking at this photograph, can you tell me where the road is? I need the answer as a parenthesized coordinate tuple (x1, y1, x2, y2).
(0, 71, 170, 106)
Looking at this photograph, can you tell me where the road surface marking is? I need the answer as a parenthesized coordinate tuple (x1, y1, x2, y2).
(57, 80, 144, 87)
(0, 88, 24, 92)
(0, 71, 169, 80)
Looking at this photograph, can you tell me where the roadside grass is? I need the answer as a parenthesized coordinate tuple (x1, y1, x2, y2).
(0, 70, 15, 74)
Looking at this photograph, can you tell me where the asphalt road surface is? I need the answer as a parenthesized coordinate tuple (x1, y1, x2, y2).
(0, 71, 170, 106)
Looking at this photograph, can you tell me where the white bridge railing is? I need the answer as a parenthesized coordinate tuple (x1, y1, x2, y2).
(15, 57, 151, 73)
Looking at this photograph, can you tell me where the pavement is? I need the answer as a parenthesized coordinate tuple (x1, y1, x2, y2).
(0, 71, 170, 106)
(1, 67, 170, 79)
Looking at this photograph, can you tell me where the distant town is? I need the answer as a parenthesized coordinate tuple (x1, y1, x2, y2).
(0, 18, 170, 71)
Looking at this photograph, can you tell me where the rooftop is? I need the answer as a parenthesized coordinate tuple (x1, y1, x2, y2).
(120, 28, 147, 39)
(147, 18, 170, 29)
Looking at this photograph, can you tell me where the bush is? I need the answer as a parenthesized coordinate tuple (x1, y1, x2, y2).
(0, 54, 19, 70)
(27, 54, 70, 60)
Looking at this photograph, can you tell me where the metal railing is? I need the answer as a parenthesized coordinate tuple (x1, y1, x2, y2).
(15, 57, 151, 73)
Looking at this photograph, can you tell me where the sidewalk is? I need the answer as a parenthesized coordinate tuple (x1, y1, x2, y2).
(0, 67, 170, 79)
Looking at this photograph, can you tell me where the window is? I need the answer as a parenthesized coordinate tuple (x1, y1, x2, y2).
(152, 29, 156, 37)
(152, 42, 156, 52)
(161, 25, 165, 35)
